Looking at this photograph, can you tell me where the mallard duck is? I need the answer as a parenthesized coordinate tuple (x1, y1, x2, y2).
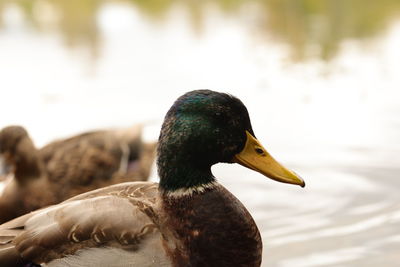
(0, 90, 304, 266)
(0, 125, 156, 224)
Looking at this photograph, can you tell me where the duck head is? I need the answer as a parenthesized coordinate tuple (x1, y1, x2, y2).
(0, 126, 41, 181)
(157, 90, 304, 193)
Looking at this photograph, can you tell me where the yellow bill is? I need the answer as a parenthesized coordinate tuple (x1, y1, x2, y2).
(233, 131, 305, 187)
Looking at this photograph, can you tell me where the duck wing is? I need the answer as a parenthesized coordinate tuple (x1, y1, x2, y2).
(0, 182, 165, 267)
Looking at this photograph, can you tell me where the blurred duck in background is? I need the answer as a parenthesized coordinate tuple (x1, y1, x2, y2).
(0, 90, 304, 266)
(0, 125, 156, 224)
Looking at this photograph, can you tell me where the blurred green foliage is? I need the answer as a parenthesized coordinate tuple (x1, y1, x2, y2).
(0, 0, 399, 61)
(264, 0, 400, 60)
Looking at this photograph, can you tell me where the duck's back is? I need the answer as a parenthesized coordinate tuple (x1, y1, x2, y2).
(38, 129, 150, 201)
(40, 131, 126, 184)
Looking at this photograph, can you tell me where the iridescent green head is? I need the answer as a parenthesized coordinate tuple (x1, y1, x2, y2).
(157, 90, 305, 192)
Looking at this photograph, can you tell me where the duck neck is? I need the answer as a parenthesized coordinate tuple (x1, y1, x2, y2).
(13, 138, 42, 182)
(14, 154, 41, 181)
(157, 154, 216, 196)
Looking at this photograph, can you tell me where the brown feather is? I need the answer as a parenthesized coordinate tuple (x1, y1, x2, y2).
(0, 182, 161, 264)
(0, 182, 261, 266)
(0, 125, 156, 224)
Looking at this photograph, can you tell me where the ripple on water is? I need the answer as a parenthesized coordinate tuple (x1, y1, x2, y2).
(269, 209, 400, 246)
(278, 247, 367, 267)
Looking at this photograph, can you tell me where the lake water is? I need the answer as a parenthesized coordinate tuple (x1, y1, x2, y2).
(1, 1, 400, 266)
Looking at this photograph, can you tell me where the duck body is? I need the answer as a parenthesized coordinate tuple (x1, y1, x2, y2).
(0, 125, 155, 224)
(0, 182, 260, 267)
(0, 90, 304, 266)
(37, 127, 153, 200)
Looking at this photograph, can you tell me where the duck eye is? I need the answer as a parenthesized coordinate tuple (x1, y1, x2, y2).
(255, 147, 264, 155)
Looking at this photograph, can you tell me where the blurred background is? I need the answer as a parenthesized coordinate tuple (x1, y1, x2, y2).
(0, 0, 400, 266)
